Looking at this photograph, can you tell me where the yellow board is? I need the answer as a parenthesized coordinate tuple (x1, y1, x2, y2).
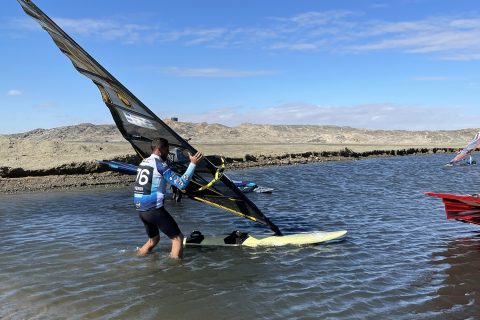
(184, 230, 347, 247)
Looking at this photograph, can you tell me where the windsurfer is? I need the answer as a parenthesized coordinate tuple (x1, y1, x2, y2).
(448, 132, 480, 166)
(134, 138, 203, 259)
(468, 154, 477, 165)
(17, 0, 283, 238)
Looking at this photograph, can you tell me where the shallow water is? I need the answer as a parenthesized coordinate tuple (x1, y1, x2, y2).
(1, 154, 480, 319)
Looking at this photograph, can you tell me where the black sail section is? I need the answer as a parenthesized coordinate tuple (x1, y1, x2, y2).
(17, 0, 281, 235)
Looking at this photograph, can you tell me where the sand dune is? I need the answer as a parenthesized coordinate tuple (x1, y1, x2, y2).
(1, 121, 475, 192)
(1, 121, 477, 171)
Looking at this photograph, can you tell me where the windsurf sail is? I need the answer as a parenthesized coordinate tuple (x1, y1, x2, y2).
(425, 192, 480, 226)
(448, 132, 480, 165)
(18, 0, 282, 235)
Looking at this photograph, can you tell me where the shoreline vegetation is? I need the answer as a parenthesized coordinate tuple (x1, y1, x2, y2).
(0, 122, 474, 193)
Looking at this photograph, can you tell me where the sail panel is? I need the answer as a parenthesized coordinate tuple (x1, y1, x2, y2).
(449, 132, 480, 165)
(17, 0, 281, 235)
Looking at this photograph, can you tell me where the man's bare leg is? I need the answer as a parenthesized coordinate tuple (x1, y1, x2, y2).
(170, 234, 184, 259)
(137, 235, 160, 256)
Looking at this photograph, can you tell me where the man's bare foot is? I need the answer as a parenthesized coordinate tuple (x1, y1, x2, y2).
(136, 246, 150, 256)
(169, 253, 182, 260)
(137, 236, 160, 256)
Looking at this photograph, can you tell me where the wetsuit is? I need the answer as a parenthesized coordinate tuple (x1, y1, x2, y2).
(134, 154, 196, 238)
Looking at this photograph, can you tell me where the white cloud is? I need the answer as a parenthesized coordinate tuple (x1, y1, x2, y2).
(12, 10, 480, 60)
(9, 18, 39, 31)
(7, 89, 22, 96)
(12, 17, 158, 44)
(176, 13, 480, 60)
(162, 67, 275, 78)
(371, 3, 389, 9)
(174, 103, 480, 130)
(56, 18, 157, 44)
(347, 17, 480, 60)
(273, 11, 358, 27)
(413, 76, 449, 81)
(155, 11, 480, 60)
(270, 42, 320, 50)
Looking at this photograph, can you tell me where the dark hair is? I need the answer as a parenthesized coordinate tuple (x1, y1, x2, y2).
(151, 138, 169, 151)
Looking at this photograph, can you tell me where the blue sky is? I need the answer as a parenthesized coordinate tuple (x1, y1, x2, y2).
(2, 0, 480, 133)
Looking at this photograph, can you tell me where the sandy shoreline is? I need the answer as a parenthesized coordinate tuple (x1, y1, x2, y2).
(1, 122, 473, 193)
(0, 146, 455, 194)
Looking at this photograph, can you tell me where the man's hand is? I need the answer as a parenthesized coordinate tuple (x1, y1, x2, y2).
(188, 151, 203, 165)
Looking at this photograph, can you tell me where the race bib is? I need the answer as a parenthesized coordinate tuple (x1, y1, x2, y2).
(134, 165, 153, 194)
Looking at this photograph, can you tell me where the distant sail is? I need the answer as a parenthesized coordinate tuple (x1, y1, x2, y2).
(17, 0, 282, 235)
(448, 132, 480, 165)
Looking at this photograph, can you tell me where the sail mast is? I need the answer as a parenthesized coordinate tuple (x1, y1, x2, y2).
(17, 0, 282, 235)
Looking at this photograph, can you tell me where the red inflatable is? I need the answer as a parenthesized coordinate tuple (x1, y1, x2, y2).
(425, 192, 480, 225)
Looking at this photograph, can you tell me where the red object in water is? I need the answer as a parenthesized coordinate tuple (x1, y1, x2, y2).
(425, 192, 480, 226)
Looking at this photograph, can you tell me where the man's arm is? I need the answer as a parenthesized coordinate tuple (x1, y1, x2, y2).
(159, 162, 196, 191)
(156, 152, 203, 191)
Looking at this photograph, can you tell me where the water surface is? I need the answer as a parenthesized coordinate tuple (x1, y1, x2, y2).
(1, 154, 480, 319)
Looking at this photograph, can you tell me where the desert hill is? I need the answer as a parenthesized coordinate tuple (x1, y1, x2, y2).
(1, 121, 477, 171)
(5, 121, 478, 145)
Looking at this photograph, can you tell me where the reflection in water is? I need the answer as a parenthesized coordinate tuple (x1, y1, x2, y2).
(413, 233, 480, 319)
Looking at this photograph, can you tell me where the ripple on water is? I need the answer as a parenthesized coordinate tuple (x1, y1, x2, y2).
(1, 154, 480, 318)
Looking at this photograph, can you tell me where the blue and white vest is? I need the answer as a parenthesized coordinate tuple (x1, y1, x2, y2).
(133, 154, 196, 211)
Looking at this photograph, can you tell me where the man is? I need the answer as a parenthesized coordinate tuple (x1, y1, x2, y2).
(134, 138, 203, 259)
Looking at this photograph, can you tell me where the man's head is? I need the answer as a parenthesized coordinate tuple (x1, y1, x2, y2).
(151, 138, 169, 159)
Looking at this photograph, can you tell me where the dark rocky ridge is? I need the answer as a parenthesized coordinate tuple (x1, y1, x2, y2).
(0, 147, 455, 179)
